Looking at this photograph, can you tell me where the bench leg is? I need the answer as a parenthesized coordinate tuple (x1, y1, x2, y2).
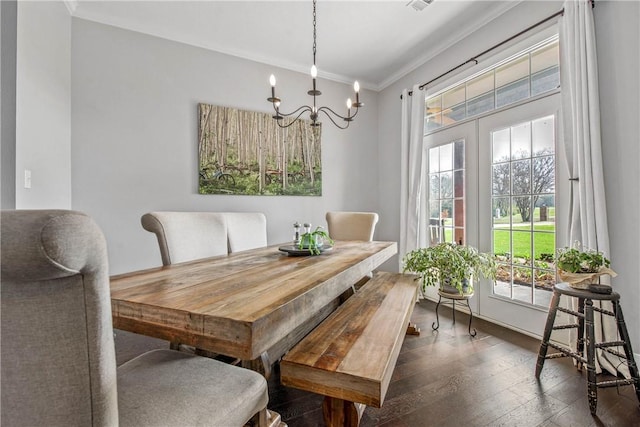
(322, 397, 364, 427)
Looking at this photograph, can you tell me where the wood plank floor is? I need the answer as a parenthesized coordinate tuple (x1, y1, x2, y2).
(114, 299, 640, 426)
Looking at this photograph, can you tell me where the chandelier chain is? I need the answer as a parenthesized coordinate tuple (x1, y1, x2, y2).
(312, 0, 317, 65)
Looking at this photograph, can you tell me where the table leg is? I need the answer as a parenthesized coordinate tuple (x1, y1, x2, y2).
(242, 352, 272, 379)
(322, 396, 364, 427)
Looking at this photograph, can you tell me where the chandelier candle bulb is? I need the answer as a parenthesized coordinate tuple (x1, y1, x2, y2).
(353, 81, 363, 107)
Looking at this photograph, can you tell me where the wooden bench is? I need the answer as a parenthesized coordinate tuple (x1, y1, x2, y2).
(280, 272, 419, 427)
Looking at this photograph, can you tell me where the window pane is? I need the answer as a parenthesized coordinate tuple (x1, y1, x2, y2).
(467, 92, 494, 117)
(532, 65, 559, 96)
(531, 42, 559, 75)
(426, 95, 441, 116)
(429, 174, 439, 199)
(430, 201, 440, 219)
(512, 160, 531, 195)
(533, 156, 555, 193)
(429, 147, 440, 172)
(493, 163, 510, 195)
(496, 55, 530, 88)
(511, 122, 531, 159)
(441, 172, 453, 198)
(493, 196, 510, 224)
(454, 170, 464, 198)
(454, 199, 464, 227)
(533, 231, 555, 263)
(425, 113, 442, 132)
(443, 85, 465, 109)
(454, 140, 465, 169)
(496, 77, 530, 108)
(513, 196, 533, 226)
(532, 115, 554, 155)
(493, 230, 511, 257)
(492, 128, 510, 162)
(443, 103, 466, 124)
(467, 71, 494, 100)
(441, 199, 453, 221)
(440, 143, 453, 171)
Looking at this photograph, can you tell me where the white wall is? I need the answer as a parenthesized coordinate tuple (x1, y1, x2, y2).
(377, 0, 639, 347)
(594, 0, 640, 356)
(15, 1, 71, 209)
(71, 19, 379, 275)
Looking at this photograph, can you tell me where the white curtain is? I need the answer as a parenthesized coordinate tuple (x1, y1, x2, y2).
(560, 0, 628, 377)
(399, 85, 425, 270)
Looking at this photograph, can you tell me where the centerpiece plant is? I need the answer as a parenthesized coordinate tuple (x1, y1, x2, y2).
(299, 226, 334, 255)
(402, 242, 497, 295)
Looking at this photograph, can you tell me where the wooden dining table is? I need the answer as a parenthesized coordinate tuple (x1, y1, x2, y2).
(110, 240, 397, 376)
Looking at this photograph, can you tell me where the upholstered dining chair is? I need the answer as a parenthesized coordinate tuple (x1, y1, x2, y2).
(1, 210, 271, 427)
(141, 211, 267, 266)
(325, 211, 379, 241)
(326, 211, 380, 291)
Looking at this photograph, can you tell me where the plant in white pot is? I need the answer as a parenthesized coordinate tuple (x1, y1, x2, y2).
(402, 242, 497, 295)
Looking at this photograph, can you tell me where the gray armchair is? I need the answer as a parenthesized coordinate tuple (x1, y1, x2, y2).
(1, 210, 271, 427)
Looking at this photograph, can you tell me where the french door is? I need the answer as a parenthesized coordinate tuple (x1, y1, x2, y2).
(477, 93, 563, 337)
(423, 93, 564, 338)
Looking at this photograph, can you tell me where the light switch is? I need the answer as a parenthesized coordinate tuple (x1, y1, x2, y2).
(24, 169, 32, 189)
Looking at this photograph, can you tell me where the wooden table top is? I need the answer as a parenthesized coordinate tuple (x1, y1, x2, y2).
(111, 240, 397, 360)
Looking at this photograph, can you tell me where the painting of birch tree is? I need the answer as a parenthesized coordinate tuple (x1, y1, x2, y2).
(198, 103, 322, 196)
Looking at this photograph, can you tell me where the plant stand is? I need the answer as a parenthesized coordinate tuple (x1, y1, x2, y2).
(432, 288, 476, 337)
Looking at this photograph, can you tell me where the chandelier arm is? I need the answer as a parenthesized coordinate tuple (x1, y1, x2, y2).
(273, 104, 313, 118)
(317, 106, 350, 121)
(318, 109, 350, 130)
(276, 109, 314, 128)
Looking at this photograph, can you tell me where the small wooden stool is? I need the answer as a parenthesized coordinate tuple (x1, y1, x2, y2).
(432, 287, 476, 337)
(535, 283, 640, 414)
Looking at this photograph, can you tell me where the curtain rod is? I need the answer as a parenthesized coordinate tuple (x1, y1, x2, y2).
(401, 8, 566, 99)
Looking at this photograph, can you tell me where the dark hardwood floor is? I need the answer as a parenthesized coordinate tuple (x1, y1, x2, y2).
(114, 299, 640, 427)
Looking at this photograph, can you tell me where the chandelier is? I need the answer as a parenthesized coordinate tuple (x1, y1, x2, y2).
(267, 0, 363, 129)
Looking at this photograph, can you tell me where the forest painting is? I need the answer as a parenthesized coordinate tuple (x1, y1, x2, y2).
(198, 103, 322, 196)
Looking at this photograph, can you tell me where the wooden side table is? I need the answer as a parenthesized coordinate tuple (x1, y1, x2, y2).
(535, 282, 640, 414)
(432, 287, 476, 337)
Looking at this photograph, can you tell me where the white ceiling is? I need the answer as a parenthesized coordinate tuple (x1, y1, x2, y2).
(69, 0, 520, 91)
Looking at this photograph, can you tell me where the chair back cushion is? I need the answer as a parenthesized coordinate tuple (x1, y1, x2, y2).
(1, 210, 118, 427)
(326, 211, 379, 241)
(226, 212, 267, 253)
(141, 212, 228, 265)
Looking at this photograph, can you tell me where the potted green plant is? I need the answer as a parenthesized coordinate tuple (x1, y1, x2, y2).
(556, 242, 617, 289)
(402, 242, 497, 295)
(299, 226, 334, 255)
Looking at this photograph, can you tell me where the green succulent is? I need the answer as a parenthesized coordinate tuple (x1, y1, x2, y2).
(298, 226, 334, 255)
